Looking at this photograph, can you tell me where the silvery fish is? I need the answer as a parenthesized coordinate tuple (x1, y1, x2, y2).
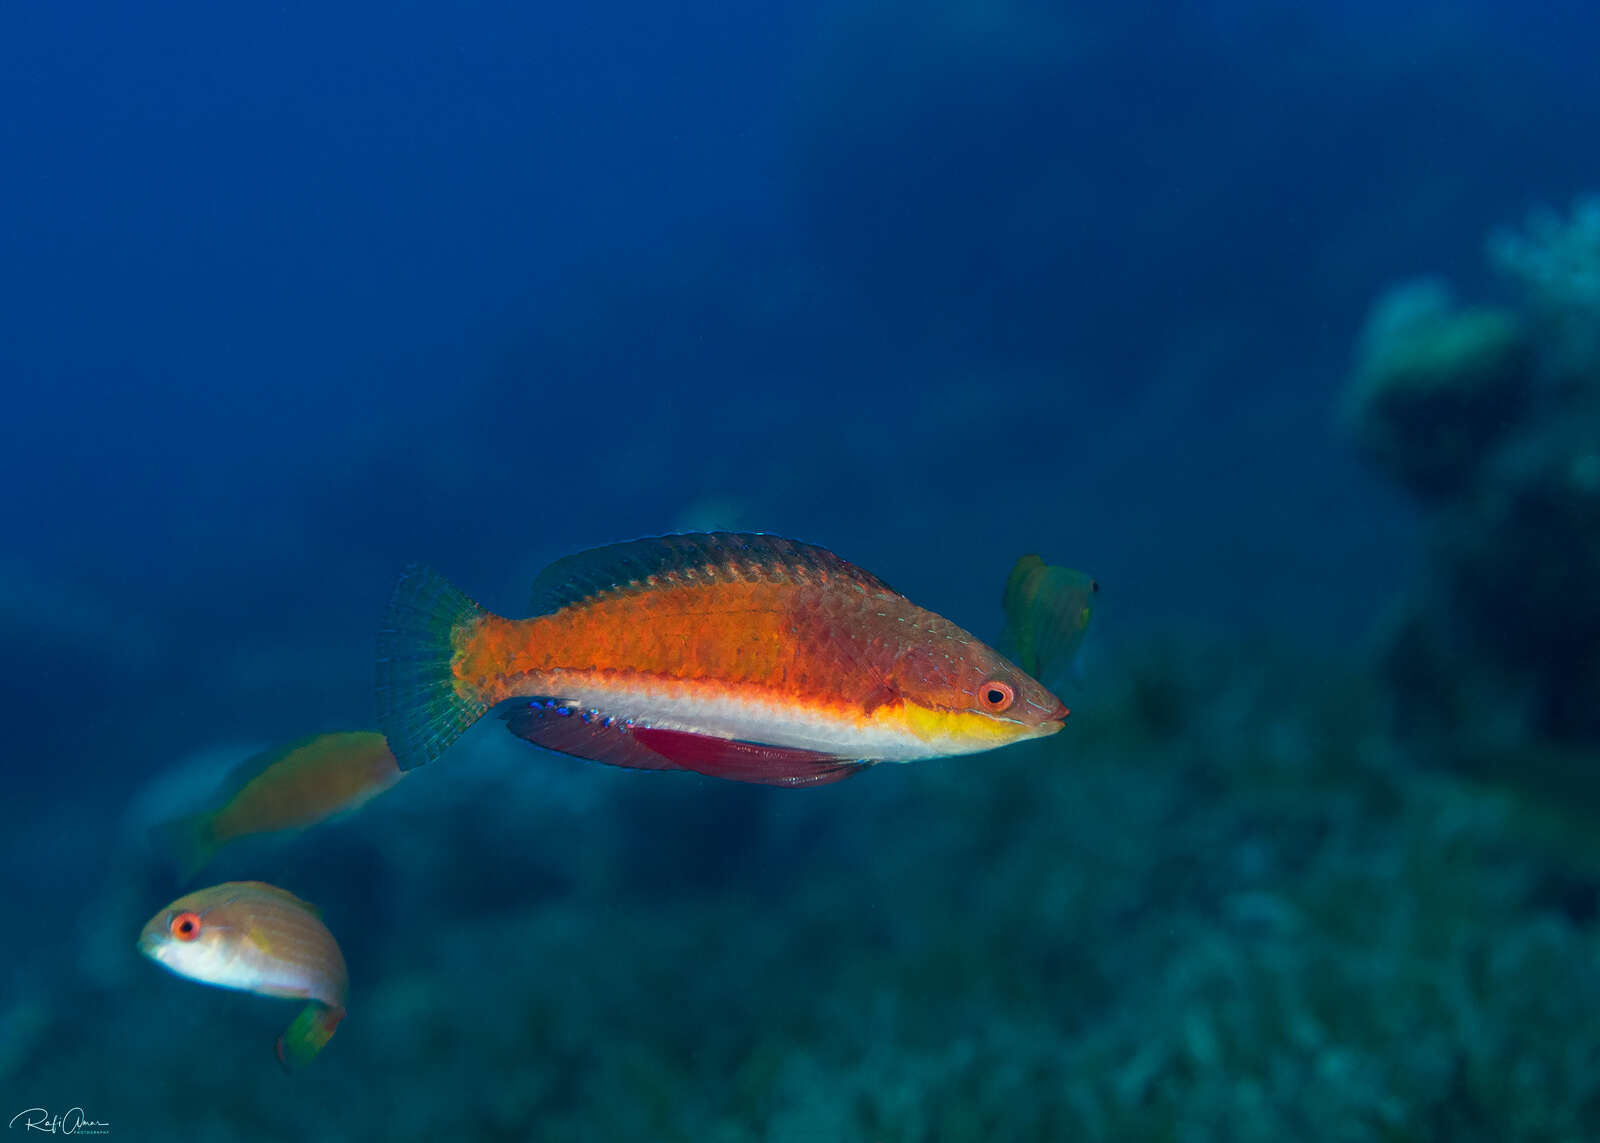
(138, 881, 347, 1070)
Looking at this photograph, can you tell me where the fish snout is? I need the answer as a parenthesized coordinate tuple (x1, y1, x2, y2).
(1024, 693, 1070, 724)
(1029, 698, 1070, 735)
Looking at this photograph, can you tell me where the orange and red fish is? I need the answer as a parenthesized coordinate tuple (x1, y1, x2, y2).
(157, 731, 404, 878)
(138, 881, 347, 1070)
(378, 532, 1070, 786)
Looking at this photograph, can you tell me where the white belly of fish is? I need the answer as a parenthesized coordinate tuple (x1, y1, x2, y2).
(552, 675, 941, 763)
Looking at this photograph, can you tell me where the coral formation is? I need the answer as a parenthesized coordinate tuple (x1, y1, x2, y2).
(1437, 418, 1600, 741)
(1489, 195, 1600, 394)
(15, 644, 1600, 1140)
(1345, 195, 1600, 748)
(1342, 279, 1533, 502)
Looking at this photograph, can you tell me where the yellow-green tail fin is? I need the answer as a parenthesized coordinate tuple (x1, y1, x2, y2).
(1000, 555, 1098, 680)
(275, 1002, 344, 1072)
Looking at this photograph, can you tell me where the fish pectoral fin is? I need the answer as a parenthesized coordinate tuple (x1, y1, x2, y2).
(628, 727, 870, 788)
(276, 1002, 345, 1073)
(861, 682, 898, 716)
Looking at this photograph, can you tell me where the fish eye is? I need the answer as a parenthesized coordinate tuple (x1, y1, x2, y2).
(169, 911, 202, 942)
(978, 680, 1015, 713)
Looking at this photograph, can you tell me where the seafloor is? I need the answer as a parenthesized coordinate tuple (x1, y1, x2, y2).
(10, 636, 1598, 1141)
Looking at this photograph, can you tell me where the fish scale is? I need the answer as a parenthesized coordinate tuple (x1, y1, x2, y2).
(138, 881, 348, 1070)
(378, 533, 1069, 784)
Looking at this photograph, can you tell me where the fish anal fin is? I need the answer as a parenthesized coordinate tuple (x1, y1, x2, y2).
(502, 700, 870, 786)
(502, 702, 685, 772)
(629, 727, 869, 787)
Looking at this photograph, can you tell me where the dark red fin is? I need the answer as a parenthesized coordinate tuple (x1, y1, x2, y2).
(528, 532, 898, 615)
(502, 701, 685, 771)
(630, 727, 869, 787)
(501, 701, 869, 787)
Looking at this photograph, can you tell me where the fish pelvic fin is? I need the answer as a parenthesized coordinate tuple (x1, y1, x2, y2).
(377, 564, 491, 771)
(275, 1002, 344, 1072)
(150, 812, 219, 883)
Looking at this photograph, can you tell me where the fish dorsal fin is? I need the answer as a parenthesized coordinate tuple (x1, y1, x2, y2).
(528, 532, 897, 614)
(211, 738, 315, 802)
(211, 732, 358, 802)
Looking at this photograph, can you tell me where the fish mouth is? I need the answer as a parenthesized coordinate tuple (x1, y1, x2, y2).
(1023, 697, 1070, 729)
(1032, 700, 1070, 735)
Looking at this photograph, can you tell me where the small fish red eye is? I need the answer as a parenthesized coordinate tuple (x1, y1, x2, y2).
(979, 680, 1015, 712)
(170, 911, 202, 941)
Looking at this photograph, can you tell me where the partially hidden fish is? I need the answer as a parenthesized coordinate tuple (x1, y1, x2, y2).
(138, 881, 347, 1071)
(999, 555, 1098, 680)
(155, 731, 404, 879)
(377, 532, 1070, 786)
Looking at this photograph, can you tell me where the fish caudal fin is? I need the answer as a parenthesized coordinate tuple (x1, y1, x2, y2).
(1000, 555, 1097, 682)
(377, 564, 490, 771)
(275, 1002, 344, 1072)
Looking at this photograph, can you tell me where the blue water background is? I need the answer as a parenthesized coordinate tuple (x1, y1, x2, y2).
(3, 1, 1598, 1137)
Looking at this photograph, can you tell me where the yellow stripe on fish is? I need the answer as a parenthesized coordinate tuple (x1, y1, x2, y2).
(377, 533, 1072, 786)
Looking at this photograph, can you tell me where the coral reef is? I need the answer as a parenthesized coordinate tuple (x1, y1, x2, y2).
(1437, 417, 1600, 741)
(1344, 196, 1600, 748)
(12, 643, 1600, 1140)
(1489, 196, 1600, 395)
(1342, 279, 1533, 502)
